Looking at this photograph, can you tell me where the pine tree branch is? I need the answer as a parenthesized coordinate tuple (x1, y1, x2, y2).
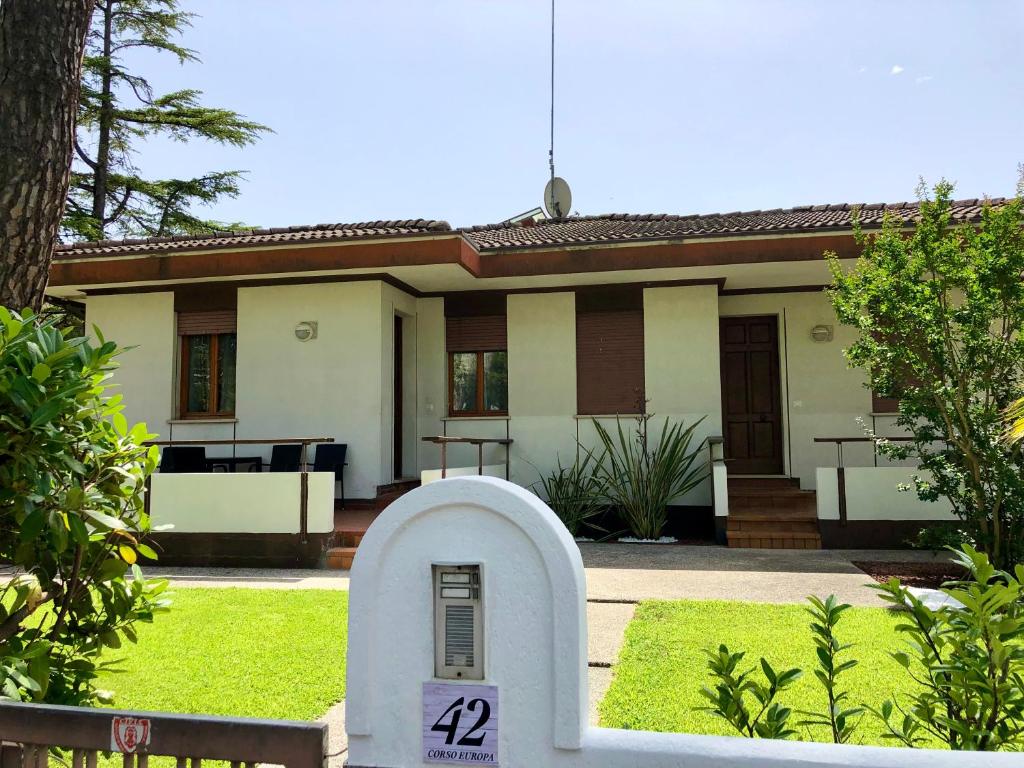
(103, 185, 133, 225)
(74, 137, 99, 169)
(116, 105, 268, 145)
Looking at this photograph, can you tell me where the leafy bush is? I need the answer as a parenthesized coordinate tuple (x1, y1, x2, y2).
(591, 413, 708, 539)
(796, 595, 863, 743)
(0, 308, 169, 706)
(699, 547, 1024, 751)
(533, 448, 607, 537)
(700, 645, 802, 739)
(870, 546, 1024, 750)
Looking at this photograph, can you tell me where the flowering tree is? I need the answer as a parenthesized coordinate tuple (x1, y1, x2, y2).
(828, 180, 1024, 568)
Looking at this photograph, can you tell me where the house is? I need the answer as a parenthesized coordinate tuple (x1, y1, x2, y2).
(45, 200, 980, 562)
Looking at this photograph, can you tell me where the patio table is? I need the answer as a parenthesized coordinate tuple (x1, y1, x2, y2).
(206, 456, 263, 472)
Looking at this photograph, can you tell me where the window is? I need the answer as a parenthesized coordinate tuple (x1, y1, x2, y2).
(872, 373, 920, 414)
(178, 310, 237, 418)
(871, 390, 900, 414)
(450, 350, 508, 415)
(445, 312, 507, 416)
(576, 288, 645, 415)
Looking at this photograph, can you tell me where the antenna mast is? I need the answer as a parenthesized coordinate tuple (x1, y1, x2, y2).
(542, 0, 571, 219)
(548, 0, 555, 182)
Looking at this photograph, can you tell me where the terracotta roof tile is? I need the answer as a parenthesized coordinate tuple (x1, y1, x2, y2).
(54, 219, 453, 258)
(459, 198, 1004, 251)
(53, 198, 1007, 259)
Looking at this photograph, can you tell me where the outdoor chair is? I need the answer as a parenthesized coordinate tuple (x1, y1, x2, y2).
(313, 443, 348, 506)
(268, 444, 303, 472)
(159, 446, 210, 473)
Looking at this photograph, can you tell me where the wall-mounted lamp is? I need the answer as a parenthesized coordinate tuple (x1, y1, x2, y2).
(294, 321, 318, 342)
(810, 324, 834, 343)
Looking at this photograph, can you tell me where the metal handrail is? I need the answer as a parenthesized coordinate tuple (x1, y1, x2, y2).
(0, 700, 327, 768)
(421, 435, 514, 480)
(812, 435, 914, 468)
(145, 436, 334, 446)
(812, 435, 917, 526)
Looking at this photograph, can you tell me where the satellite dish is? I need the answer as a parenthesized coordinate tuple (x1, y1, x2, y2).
(543, 176, 572, 219)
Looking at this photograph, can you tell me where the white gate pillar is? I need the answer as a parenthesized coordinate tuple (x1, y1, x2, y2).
(346, 476, 587, 767)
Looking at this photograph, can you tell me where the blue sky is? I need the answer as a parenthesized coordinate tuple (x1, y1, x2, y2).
(131, 1, 1024, 229)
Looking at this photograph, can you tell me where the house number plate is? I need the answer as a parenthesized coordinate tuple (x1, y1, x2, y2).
(423, 682, 499, 765)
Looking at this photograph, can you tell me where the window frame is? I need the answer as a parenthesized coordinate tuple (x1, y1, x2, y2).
(447, 350, 508, 418)
(178, 332, 236, 419)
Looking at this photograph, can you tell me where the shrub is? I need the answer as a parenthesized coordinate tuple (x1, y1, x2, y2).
(700, 645, 802, 739)
(0, 308, 169, 706)
(796, 595, 863, 743)
(869, 546, 1024, 750)
(534, 448, 607, 537)
(591, 412, 708, 539)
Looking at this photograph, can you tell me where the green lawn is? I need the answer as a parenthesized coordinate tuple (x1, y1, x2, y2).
(599, 599, 926, 746)
(97, 588, 348, 721)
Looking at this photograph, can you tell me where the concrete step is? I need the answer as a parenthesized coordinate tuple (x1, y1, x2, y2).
(334, 531, 365, 548)
(729, 512, 815, 524)
(326, 546, 357, 570)
(727, 531, 822, 549)
(727, 518, 820, 534)
(729, 497, 817, 516)
(727, 476, 801, 490)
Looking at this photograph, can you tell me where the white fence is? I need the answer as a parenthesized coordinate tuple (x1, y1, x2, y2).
(420, 464, 507, 485)
(149, 472, 335, 534)
(816, 467, 955, 522)
(345, 476, 1012, 767)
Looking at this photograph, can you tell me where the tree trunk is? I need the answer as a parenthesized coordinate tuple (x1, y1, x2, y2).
(0, 0, 96, 312)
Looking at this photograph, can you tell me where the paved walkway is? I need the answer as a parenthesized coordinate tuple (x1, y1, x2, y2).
(147, 544, 945, 606)
(580, 544, 946, 606)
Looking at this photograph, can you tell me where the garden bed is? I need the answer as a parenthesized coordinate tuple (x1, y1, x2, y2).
(852, 560, 967, 589)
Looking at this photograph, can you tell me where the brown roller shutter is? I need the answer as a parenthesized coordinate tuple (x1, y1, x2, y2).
(871, 391, 900, 413)
(446, 315, 507, 352)
(177, 310, 237, 336)
(576, 309, 645, 414)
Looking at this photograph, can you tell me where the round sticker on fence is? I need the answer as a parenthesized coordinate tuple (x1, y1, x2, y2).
(423, 683, 498, 766)
(111, 716, 151, 753)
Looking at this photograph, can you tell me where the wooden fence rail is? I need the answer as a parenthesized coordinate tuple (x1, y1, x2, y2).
(0, 701, 327, 768)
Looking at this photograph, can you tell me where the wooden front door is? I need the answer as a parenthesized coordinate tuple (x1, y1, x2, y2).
(719, 315, 784, 475)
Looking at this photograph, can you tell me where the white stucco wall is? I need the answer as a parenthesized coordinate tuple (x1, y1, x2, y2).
(85, 292, 175, 435)
(89, 280, 423, 501)
(415, 297, 446, 472)
(718, 291, 871, 489)
(642, 284, 722, 505)
(149, 471, 334, 533)
(816, 467, 956, 521)
(506, 292, 578, 490)
(234, 281, 384, 499)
